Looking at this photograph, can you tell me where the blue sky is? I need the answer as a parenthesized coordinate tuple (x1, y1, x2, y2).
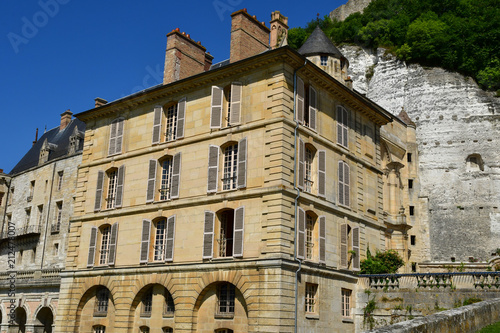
(0, 0, 346, 173)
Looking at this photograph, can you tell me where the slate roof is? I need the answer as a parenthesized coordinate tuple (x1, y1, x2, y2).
(298, 26, 345, 59)
(10, 118, 86, 175)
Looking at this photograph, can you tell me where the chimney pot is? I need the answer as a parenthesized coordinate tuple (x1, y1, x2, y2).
(243, 8, 247, 12)
(60, 109, 73, 131)
(94, 97, 108, 107)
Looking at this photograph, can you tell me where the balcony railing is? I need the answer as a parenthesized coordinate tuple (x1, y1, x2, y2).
(0, 224, 42, 240)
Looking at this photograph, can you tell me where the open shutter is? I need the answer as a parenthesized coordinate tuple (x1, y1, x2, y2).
(176, 98, 186, 139)
(318, 150, 326, 198)
(210, 86, 223, 129)
(165, 215, 176, 262)
(338, 161, 344, 206)
(94, 171, 104, 212)
(146, 160, 157, 203)
(309, 86, 317, 131)
(296, 77, 305, 124)
(342, 108, 348, 147)
(229, 82, 242, 125)
(170, 152, 181, 199)
(207, 145, 219, 193)
(237, 137, 247, 189)
(297, 207, 306, 260)
(152, 106, 163, 144)
(344, 162, 350, 207)
(319, 216, 326, 264)
(297, 138, 305, 190)
(233, 207, 245, 258)
(108, 120, 117, 156)
(203, 211, 215, 259)
(337, 106, 344, 145)
(352, 227, 360, 270)
(87, 226, 98, 267)
(140, 220, 151, 263)
(115, 118, 124, 154)
(340, 223, 348, 268)
(115, 165, 125, 208)
(107, 222, 119, 266)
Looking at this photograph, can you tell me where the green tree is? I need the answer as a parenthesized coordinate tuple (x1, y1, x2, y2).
(360, 249, 405, 274)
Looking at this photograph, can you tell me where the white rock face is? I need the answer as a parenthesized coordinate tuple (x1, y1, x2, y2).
(341, 45, 500, 262)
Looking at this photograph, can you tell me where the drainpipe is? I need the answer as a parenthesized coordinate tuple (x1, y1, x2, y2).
(293, 60, 307, 333)
(40, 162, 56, 269)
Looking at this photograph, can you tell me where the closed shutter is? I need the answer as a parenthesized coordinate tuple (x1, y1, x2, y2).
(207, 145, 219, 193)
(296, 77, 305, 124)
(203, 211, 215, 259)
(87, 226, 98, 267)
(108, 120, 117, 156)
(233, 207, 245, 258)
(170, 152, 181, 199)
(340, 223, 348, 268)
(115, 165, 125, 208)
(352, 227, 360, 270)
(115, 118, 124, 154)
(210, 86, 223, 129)
(176, 98, 186, 139)
(107, 222, 119, 266)
(338, 161, 344, 206)
(297, 207, 306, 260)
(165, 215, 176, 262)
(319, 216, 326, 264)
(140, 220, 151, 263)
(237, 137, 247, 189)
(146, 160, 157, 203)
(152, 106, 163, 144)
(318, 150, 326, 198)
(229, 82, 242, 125)
(337, 106, 343, 145)
(298, 138, 305, 190)
(94, 171, 104, 212)
(309, 86, 317, 131)
(344, 162, 350, 207)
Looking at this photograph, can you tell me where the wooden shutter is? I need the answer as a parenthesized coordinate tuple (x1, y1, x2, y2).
(343, 109, 348, 147)
(298, 138, 305, 190)
(318, 150, 326, 198)
(344, 162, 350, 207)
(233, 207, 245, 258)
(229, 82, 242, 125)
(107, 222, 119, 266)
(237, 137, 247, 189)
(319, 216, 326, 264)
(170, 153, 181, 199)
(203, 211, 215, 259)
(297, 207, 306, 260)
(108, 120, 117, 156)
(309, 86, 317, 131)
(176, 98, 186, 139)
(207, 145, 219, 193)
(146, 160, 157, 203)
(352, 227, 360, 270)
(140, 220, 151, 263)
(152, 106, 163, 144)
(338, 161, 344, 206)
(210, 86, 223, 129)
(87, 226, 98, 267)
(94, 170, 104, 212)
(340, 223, 348, 268)
(115, 118, 124, 154)
(296, 77, 305, 124)
(115, 165, 125, 208)
(337, 106, 343, 145)
(165, 215, 176, 262)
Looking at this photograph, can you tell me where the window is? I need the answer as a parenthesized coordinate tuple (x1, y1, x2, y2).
(164, 290, 175, 316)
(56, 201, 62, 226)
(37, 205, 43, 225)
(163, 328, 173, 333)
(106, 170, 117, 209)
(305, 214, 315, 260)
(297, 140, 326, 197)
(154, 219, 167, 261)
(203, 208, 244, 259)
(99, 225, 111, 265)
(217, 283, 235, 316)
(29, 180, 35, 200)
(57, 171, 63, 191)
(146, 154, 181, 203)
(87, 223, 119, 267)
(94, 166, 125, 211)
(9, 187, 14, 205)
(152, 99, 186, 144)
(140, 217, 176, 263)
(93, 326, 106, 333)
(297, 209, 326, 263)
(411, 235, 416, 246)
(160, 158, 173, 200)
(304, 147, 314, 193)
(408, 179, 413, 189)
(54, 243, 59, 256)
(411, 262, 417, 272)
(108, 118, 124, 156)
(210, 83, 242, 129)
(305, 283, 317, 314)
(32, 247, 36, 263)
(295, 78, 317, 131)
(320, 55, 328, 66)
(340, 224, 359, 270)
(337, 106, 349, 148)
(215, 330, 233, 333)
(25, 208, 31, 225)
(341, 289, 352, 318)
(207, 138, 247, 193)
(141, 289, 153, 317)
(409, 206, 415, 216)
(338, 161, 350, 207)
(407, 153, 412, 163)
(140, 327, 150, 333)
(94, 288, 109, 316)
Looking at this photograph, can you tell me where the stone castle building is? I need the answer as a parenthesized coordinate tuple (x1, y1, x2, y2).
(46, 9, 418, 333)
(0, 111, 85, 333)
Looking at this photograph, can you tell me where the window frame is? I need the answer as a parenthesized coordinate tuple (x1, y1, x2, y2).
(304, 283, 318, 314)
(341, 288, 352, 318)
(94, 288, 110, 317)
(216, 283, 236, 318)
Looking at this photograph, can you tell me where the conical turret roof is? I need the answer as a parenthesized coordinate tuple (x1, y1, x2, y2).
(298, 26, 344, 59)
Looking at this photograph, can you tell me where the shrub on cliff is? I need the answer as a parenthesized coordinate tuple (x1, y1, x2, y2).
(360, 248, 405, 274)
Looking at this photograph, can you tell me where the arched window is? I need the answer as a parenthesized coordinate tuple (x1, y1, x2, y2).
(210, 83, 242, 129)
(162, 328, 173, 333)
(218, 209, 234, 257)
(207, 138, 247, 193)
(140, 216, 176, 263)
(340, 224, 359, 270)
(94, 165, 125, 211)
(99, 225, 111, 265)
(87, 223, 119, 267)
(215, 329, 233, 333)
(141, 288, 153, 317)
(93, 325, 106, 333)
(94, 287, 110, 316)
(146, 153, 181, 203)
(164, 290, 175, 316)
(203, 208, 245, 259)
(295, 77, 318, 131)
(305, 213, 316, 260)
(216, 283, 235, 317)
(151, 99, 186, 144)
(297, 140, 326, 197)
(297, 209, 326, 264)
(222, 143, 238, 191)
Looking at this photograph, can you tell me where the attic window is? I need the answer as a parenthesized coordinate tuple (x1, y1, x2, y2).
(466, 154, 484, 172)
(320, 56, 328, 66)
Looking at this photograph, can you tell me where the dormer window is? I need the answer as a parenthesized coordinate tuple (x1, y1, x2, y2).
(320, 55, 328, 66)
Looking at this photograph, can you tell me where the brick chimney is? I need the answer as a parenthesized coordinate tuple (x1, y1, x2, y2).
(269, 11, 288, 49)
(230, 9, 270, 63)
(204, 52, 214, 72)
(163, 29, 208, 84)
(60, 109, 72, 131)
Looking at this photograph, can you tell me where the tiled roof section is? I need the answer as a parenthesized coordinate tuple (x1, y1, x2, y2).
(398, 109, 416, 127)
(298, 26, 344, 58)
(9, 119, 86, 175)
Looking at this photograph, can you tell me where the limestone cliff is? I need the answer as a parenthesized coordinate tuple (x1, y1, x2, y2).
(329, 0, 372, 21)
(341, 45, 500, 263)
